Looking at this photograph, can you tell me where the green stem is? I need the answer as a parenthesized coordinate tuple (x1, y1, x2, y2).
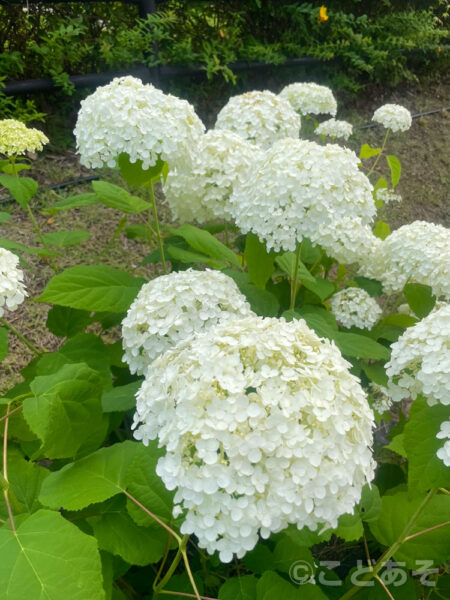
(2, 404, 16, 532)
(368, 129, 390, 177)
(153, 543, 184, 597)
(148, 181, 168, 274)
(181, 537, 202, 600)
(0, 317, 43, 356)
(289, 244, 302, 310)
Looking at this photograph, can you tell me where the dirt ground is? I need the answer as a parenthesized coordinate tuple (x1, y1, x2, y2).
(0, 79, 449, 394)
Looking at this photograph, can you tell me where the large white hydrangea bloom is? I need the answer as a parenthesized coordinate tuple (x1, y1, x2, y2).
(315, 118, 353, 140)
(122, 269, 252, 375)
(359, 221, 450, 299)
(0, 248, 27, 317)
(279, 82, 337, 116)
(317, 217, 382, 266)
(0, 119, 49, 157)
(133, 315, 376, 563)
(229, 138, 375, 252)
(214, 90, 301, 149)
(329, 287, 382, 330)
(372, 104, 412, 133)
(436, 421, 450, 467)
(163, 130, 263, 223)
(385, 304, 450, 405)
(74, 76, 205, 170)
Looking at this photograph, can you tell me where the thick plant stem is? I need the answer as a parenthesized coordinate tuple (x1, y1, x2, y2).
(153, 544, 184, 597)
(338, 488, 438, 600)
(181, 537, 202, 600)
(368, 129, 390, 177)
(2, 406, 16, 532)
(289, 244, 302, 310)
(148, 181, 168, 274)
(0, 317, 43, 356)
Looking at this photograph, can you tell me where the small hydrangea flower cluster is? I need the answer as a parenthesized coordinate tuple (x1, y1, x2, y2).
(368, 383, 393, 415)
(385, 304, 450, 405)
(229, 138, 375, 252)
(0, 248, 27, 317)
(436, 421, 450, 467)
(133, 315, 375, 562)
(329, 287, 382, 330)
(372, 103, 412, 133)
(315, 118, 353, 140)
(74, 76, 205, 170)
(163, 130, 263, 223)
(375, 188, 402, 204)
(0, 119, 49, 157)
(214, 90, 301, 149)
(122, 269, 252, 375)
(279, 82, 337, 116)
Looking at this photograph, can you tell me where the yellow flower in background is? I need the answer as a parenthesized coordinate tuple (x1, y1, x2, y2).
(318, 5, 328, 23)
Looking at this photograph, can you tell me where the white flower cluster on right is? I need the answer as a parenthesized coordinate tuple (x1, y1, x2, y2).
(385, 304, 450, 405)
(0, 248, 27, 317)
(329, 287, 382, 330)
(372, 103, 412, 132)
(121, 269, 252, 375)
(0, 119, 49, 157)
(436, 421, 450, 467)
(214, 90, 301, 149)
(279, 82, 337, 116)
(317, 216, 382, 266)
(74, 76, 205, 170)
(133, 315, 375, 563)
(315, 118, 353, 140)
(163, 130, 263, 223)
(229, 138, 375, 252)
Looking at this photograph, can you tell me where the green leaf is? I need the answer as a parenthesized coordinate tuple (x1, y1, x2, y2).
(102, 381, 141, 413)
(170, 224, 241, 268)
(369, 492, 450, 568)
(0, 174, 38, 209)
(354, 276, 383, 297)
(0, 237, 60, 257)
(0, 509, 105, 600)
(273, 535, 315, 575)
(0, 449, 49, 516)
(41, 229, 91, 247)
(243, 545, 275, 575)
(118, 153, 166, 186)
(124, 224, 152, 241)
(386, 155, 401, 188)
(382, 313, 417, 328)
(404, 282, 436, 319)
(404, 399, 450, 492)
(1, 162, 31, 174)
(37, 265, 145, 312)
(39, 441, 141, 510)
(219, 575, 258, 599)
(385, 433, 407, 458)
(92, 180, 150, 214)
(166, 245, 226, 270)
(275, 252, 315, 284)
(373, 220, 391, 240)
(283, 310, 335, 340)
(244, 234, 275, 290)
(46, 305, 91, 338)
(373, 177, 388, 192)
(257, 571, 327, 599)
(302, 276, 336, 301)
(43, 192, 98, 215)
(0, 211, 11, 223)
(362, 362, 388, 386)
(335, 511, 363, 541)
(334, 332, 390, 360)
(0, 327, 7, 362)
(360, 144, 381, 159)
(226, 271, 279, 317)
(357, 484, 382, 522)
(23, 363, 105, 459)
(300, 238, 321, 265)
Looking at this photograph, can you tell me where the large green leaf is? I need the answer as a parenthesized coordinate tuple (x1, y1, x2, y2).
(46, 306, 91, 338)
(0, 237, 59, 257)
(101, 381, 141, 413)
(0, 509, 105, 600)
(302, 276, 336, 301)
(273, 535, 315, 575)
(0, 327, 7, 362)
(0, 174, 38, 209)
(219, 575, 258, 600)
(357, 484, 382, 522)
(335, 512, 363, 541)
(354, 276, 383, 298)
(386, 155, 401, 188)
(166, 245, 226, 270)
(333, 332, 390, 360)
(43, 192, 99, 215)
(244, 234, 275, 290)
(257, 571, 327, 599)
(41, 229, 91, 247)
(170, 224, 241, 268)
(37, 265, 145, 312)
(92, 180, 150, 214)
(226, 271, 279, 317)
(403, 283, 435, 319)
(0, 449, 49, 516)
(275, 251, 315, 284)
(118, 153, 167, 186)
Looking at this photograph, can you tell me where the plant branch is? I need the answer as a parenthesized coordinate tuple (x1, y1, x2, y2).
(123, 489, 181, 544)
(0, 317, 43, 356)
(0, 404, 23, 424)
(147, 181, 168, 274)
(403, 521, 450, 542)
(368, 129, 390, 177)
(289, 244, 302, 310)
(160, 592, 219, 600)
(374, 574, 395, 600)
(2, 405, 16, 532)
(180, 536, 202, 600)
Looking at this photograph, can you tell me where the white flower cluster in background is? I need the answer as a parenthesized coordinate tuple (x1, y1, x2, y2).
(163, 130, 263, 223)
(74, 76, 205, 170)
(279, 82, 337, 116)
(375, 188, 402, 204)
(329, 287, 382, 330)
(315, 118, 353, 140)
(385, 304, 450, 405)
(372, 103, 412, 133)
(317, 217, 381, 266)
(0, 119, 49, 157)
(122, 269, 252, 375)
(436, 421, 450, 467)
(133, 315, 375, 562)
(0, 248, 27, 317)
(359, 221, 450, 299)
(214, 90, 301, 149)
(229, 138, 375, 252)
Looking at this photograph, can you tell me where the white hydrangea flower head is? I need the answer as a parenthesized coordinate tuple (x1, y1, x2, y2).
(0, 119, 49, 157)
(0, 248, 27, 317)
(229, 138, 375, 253)
(214, 90, 301, 149)
(385, 304, 450, 405)
(436, 421, 450, 467)
(163, 130, 263, 223)
(358, 221, 450, 298)
(368, 383, 393, 415)
(74, 76, 205, 170)
(121, 269, 252, 375)
(133, 315, 376, 563)
(372, 104, 412, 133)
(279, 82, 337, 116)
(315, 118, 353, 140)
(375, 188, 402, 204)
(329, 287, 382, 330)
(317, 217, 382, 266)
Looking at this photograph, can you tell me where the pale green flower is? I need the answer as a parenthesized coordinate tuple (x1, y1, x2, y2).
(0, 119, 49, 157)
